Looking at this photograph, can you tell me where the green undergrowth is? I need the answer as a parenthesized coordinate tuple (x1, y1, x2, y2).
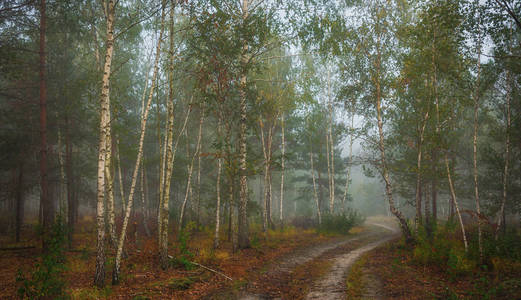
(17, 216, 69, 299)
(316, 209, 365, 235)
(411, 222, 521, 298)
(345, 256, 366, 299)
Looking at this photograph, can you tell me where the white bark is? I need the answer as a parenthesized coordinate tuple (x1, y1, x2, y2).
(112, 1, 166, 284)
(310, 146, 321, 225)
(179, 106, 204, 232)
(94, 0, 115, 288)
(279, 113, 285, 224)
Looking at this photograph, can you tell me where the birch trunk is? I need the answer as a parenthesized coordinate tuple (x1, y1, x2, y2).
(279, 113, 285, 225)
(105, 110, 117, 249)
(238, 0, 250, 249)
(342, 111, 354, 212)
(112, 1, 166, 284)
(310, 149, 321, 225)
(327, 68, 335, 214)
(472, 40, 482, 258)
(431, 34, 467, 250)
(325, 133, 332, 213)
(444, 155, 468, 251)
(214, 117, 223, 248)
(158, 3, 176, 269)
(140, 160, 150, 237)
(496, 68, 511, 239)
(374, 29, 411, 241)
(415, 111, 429, 233)
(116, 138, 125, 215)
(66, 116, 74, 248)
(179, 106, 204, 232)
(94, 0, 115, 287)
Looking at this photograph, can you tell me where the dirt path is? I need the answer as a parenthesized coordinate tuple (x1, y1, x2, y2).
(305, 223, 399, 299)
(218, 217, 399, 300)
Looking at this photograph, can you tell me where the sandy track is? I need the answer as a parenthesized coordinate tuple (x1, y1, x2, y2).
(234, 219, 399, 300)
(305, 223, 399, 299)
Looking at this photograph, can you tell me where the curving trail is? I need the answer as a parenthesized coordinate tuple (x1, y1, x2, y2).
(305, 222, 399, 299)
(230, 217, 400, 300)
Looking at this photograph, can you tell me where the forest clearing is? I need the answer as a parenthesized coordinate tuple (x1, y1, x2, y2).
(1, 0, 521, 299)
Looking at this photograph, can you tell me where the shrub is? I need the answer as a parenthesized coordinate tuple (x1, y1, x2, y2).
(171, 229, 194, 270)
(316, 209, 364, 235)
(412, 223, 475, 278)
(17, 215, 68, 299)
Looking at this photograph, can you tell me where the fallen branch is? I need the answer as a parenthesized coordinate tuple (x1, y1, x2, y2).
(189, 261, 233, 281)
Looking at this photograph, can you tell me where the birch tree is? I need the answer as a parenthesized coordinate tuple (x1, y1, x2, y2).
(94, 0, 116, 288)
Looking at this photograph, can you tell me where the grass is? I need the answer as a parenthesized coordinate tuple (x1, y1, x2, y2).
(345, 256, 366, 299)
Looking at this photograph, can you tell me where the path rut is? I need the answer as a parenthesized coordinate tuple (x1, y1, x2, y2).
(235, 219, 399, 300)
(305, 223, 399, 299)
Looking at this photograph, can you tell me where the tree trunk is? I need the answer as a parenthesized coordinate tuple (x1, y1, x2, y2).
(39, 0, 54, 250)
(57, 119, 66, 215)
(327, 68, 335, 214)
(279, 113, 285, 226)
(238, 0, 250, 249)
(158, 3, 176, 269)
(496, 68, 511, 239)
(141, 160, 150, 237)
(179, 106, 204, 232)
(116, 137, 125, 215)
(112, 1, 165, 284)
(15, 163, 24, 243)
(259, 119, 272, 233)
(214, 117, 223, 248)
(431, 150, 437, 223)
(66, 115, 74, 248)
(310, 148, 321, 224)
(415, 111, 429, 233)
(374, 32, 411, 241)
(444, 155, 468, 251)
(342, 111, 354, 213)
(472, 34, 483, 260)
(94, 0, 115, 287)
(105, 110, 117, 249)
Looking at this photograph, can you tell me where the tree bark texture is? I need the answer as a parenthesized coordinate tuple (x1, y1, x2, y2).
(94, 0, 115, 287)
(112, 1, 166, 284)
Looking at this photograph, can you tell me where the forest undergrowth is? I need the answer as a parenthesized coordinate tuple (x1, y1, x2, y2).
(2, 214, 361, 299)
(350, 221, 521, 299)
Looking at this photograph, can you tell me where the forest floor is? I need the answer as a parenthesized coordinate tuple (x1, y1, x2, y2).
(347, 241, 521, 300)
(0, 216, 362, 299)
(3, 216, 520, 299)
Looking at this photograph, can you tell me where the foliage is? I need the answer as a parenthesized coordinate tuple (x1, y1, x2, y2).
(17, 216, 68, 299)
(168, 277, 195, 291)
(171, 226, 195, 270)
(412, 223, 475, 278)
(316, 209, 364, 235)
